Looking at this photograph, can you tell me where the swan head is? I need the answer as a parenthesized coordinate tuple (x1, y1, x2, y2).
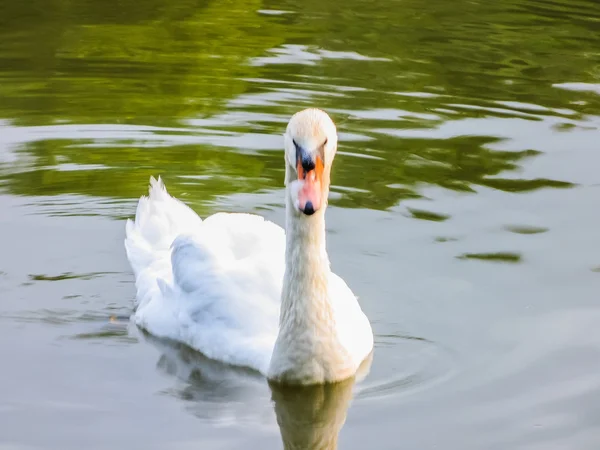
(284, 108, 338, 216)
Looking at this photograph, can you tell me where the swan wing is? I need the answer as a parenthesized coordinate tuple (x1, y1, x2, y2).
(125, 177, 285, 374)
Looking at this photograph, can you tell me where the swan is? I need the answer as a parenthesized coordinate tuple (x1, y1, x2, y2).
(125, 108, 374, 385)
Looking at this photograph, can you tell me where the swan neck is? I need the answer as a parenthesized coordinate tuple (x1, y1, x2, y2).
(281, 196, 331, 322)
(269, 185, 351, 384)
(285, 206, 327, 263)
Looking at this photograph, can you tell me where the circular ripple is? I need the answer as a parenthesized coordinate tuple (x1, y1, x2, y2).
(353, 332, 458, 402)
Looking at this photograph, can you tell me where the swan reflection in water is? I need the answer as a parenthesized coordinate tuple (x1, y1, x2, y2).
(270, 354, 372, 450)
(141, 331, 372, 449)
(270, 378, 356, 450)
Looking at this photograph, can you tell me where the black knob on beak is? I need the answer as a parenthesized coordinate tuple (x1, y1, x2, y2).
(301, 157, 315, 173)
(295, 139, 316, 177)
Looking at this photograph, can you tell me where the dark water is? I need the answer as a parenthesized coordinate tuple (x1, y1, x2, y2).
(1, 0, 600, 448)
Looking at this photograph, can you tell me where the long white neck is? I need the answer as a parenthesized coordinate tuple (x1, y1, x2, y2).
(280, 194, 332, 327)
(269, 184, 354, 384)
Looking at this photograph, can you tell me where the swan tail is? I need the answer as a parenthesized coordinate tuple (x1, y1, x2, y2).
(124, 176, 203, 279)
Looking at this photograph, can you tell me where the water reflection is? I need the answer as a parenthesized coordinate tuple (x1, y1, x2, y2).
(141, 331, 270, 423)
(142, 330, 373, 448)
(0, 105, 584, 214)
(270, 379, 356, 450)
(3, 0, 597, 213)
(0, 0, 287, 126)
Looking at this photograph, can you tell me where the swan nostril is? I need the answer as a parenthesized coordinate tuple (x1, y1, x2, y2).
(303, 201, 315, 215)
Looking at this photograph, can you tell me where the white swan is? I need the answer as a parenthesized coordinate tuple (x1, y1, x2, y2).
(125, 108, 373, 384)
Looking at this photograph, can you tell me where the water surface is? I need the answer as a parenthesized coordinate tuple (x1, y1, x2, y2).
(1, 0, 600, 448)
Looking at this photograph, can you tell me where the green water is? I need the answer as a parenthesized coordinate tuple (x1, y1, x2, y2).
(1, 0, 599, 448)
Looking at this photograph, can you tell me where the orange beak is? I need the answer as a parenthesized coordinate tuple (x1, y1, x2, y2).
(297, 155, 323, 215)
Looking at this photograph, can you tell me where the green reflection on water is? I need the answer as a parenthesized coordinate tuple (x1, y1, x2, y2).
(1, 0, 598, 211)
(456, 252, 523, 263)
(0, 0, 287, 125)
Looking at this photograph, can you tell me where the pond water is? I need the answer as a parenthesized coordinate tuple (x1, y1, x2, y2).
(1, 0, 600, 448)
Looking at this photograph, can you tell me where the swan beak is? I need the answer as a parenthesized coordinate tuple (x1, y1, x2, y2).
(297, 155, 323, 216)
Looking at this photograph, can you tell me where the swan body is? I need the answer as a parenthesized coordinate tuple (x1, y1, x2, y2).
(125, 108, 373, 384)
